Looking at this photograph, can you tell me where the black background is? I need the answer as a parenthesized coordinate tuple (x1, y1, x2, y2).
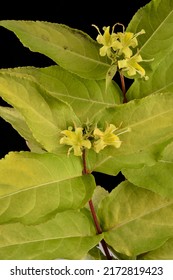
(0, 1, 151, 190)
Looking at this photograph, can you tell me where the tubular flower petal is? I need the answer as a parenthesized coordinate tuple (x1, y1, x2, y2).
(60, 127, 91, 156)
(93, 124, 122, 153)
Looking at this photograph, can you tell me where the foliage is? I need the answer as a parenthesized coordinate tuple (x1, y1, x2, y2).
(0, 0, 173, 259)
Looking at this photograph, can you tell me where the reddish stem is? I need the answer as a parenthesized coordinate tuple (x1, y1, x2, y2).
(88, 199, 102, 234)
(82, 149, 89, 174)
(82, 149, 112, 260)
(89, 199, 112, 260)
(119, 72, 127, 103)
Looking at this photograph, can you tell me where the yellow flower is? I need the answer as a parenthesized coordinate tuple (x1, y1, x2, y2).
(118, 53, 147, 79)
(93, 124, 122, 153)
(60, 127, 91, 156)
(115, 32, 137, 58)
(93, 24, 145, 60)
(92, 25, 118, 57)
(115, 29, 145, 58)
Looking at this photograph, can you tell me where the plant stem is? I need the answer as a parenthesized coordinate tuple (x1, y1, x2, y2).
(119, 72, 127, 103)
(82, 149, 89, 175)
(89, 199, 112, 259)
(82, 149, 112, 260)
(88, 199, 102, 234)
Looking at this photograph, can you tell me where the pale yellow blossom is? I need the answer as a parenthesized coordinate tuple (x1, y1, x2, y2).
(118, 53, 147, 79)
(92, 25, 118, 57)
(115, 29, 145, 58)
(60, 127, 91, 156)
(93, 124, 122, 153)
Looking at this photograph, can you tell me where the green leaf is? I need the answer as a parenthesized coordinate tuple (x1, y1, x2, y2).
(0, 66, 121, 123)
(0, 106, 44, 153)
(98, 181, 173, 258)
(105, 65, 117, 93)
(127, 0, 173, 68)
(122, 142, 173, 198)
(83, 246, 107, 260)
(127, 49, 173, 100)
(0, 20, 110, 79)
(87, 92, 173, 175)
(0, 209, 102, 260)
(138, 237, 173, 260)
(0, 71, 80, 153)
(0, 152, 95, 224)
(85, 186, 109, 213)
(127, 0, 173, 100)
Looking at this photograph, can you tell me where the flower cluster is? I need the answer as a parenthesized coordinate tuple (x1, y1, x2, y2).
(92, 23, 148, 79)
(60, 123, 130, 156)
